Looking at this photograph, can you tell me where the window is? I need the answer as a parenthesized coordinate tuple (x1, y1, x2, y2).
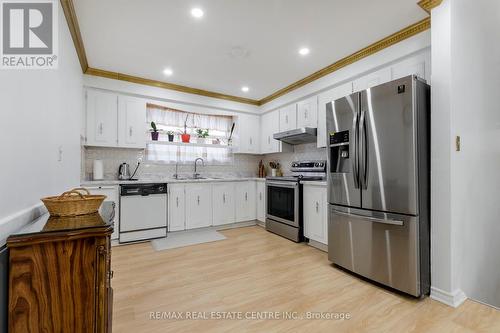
(146, 104, 234, 165)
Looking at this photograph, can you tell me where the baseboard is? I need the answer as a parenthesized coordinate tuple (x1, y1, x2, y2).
(256, 220, 265, 228)
(214, 220, 258, 230)
(307, 239, 328, 252)
(430, 286, 467, 308)
(0, 203, 47, 247)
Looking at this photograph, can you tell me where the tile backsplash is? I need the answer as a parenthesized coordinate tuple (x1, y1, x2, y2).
(82, 143, 326, 181)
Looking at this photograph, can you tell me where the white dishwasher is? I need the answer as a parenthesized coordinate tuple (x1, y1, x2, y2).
(119, 183, 167, 243)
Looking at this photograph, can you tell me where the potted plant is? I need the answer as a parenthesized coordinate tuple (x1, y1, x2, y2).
(166, 131, 174, 142)
(150, 121, 159, 141)
(195, 128, 209, 144)
(181, 114, 191, 143)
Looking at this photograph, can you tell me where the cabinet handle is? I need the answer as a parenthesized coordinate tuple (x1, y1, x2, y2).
(259, 193, 262, 200)
(129, 126, 133, 137)
(249, 137, 252, 145)
(316, 202, 319, 213)
(223, 193, 226, 203)
(176, 197, 179, 207)
(99, 123, 103, 135)
(305, 110, 308, 119)
(245, 192, 248, 201)
(197, 195, 200, 205)
(285, 115, 288, 123)
(268, 136, 270, 144)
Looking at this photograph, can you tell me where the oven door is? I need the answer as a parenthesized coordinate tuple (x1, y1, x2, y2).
(266, 181, 299, 227)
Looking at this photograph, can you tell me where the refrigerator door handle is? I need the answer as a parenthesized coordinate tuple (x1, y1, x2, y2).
(359, 109, 368, 189)
(332, 209, 404, 226)
(352, 111, 360, 189)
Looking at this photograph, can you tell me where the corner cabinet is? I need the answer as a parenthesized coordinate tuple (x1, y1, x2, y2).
(85, 89, 147, 149)
(303, 185, 328, 245)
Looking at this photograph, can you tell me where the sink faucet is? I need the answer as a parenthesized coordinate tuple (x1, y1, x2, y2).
(173, 160, 179, 179)
(194, 158, 205, 178)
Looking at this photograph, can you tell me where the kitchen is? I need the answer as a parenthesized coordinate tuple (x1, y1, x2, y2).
(1, 1, 500, 332)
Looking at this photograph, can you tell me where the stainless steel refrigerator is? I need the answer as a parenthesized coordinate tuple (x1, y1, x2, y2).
(326, 75, 430, 297)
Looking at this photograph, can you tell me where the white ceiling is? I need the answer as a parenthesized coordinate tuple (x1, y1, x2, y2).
(74, 0, 427, 100)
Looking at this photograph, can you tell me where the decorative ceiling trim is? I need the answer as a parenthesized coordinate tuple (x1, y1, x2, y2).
(259, 17, 430, 105)
(85, 68, 261, 106)
(61, 0, 432, 107)
(60, 0, 88, 72)
(417, 0, 443, 14)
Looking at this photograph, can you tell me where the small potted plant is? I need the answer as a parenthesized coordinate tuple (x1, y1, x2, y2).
(166, 131, 174, 142)
(150, 121, 159, 141)
(195, 128, 209, 144)
(181, 114, 191, 143)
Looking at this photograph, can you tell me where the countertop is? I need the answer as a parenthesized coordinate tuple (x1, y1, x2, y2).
(7, 202, 115, 246)
(301, 181, 327, 186)
(81, 177, 266, 187)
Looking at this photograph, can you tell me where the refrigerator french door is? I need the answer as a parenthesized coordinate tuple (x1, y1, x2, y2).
(326, 75, 430, 297)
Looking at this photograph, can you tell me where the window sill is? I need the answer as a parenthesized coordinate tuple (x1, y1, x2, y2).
(146, 140, 235, 149)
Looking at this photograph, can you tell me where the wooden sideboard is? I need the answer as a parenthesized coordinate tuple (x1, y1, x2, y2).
(7, 203, 115, 333)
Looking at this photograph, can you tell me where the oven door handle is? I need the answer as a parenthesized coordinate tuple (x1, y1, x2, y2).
(266, 181, 299, 188)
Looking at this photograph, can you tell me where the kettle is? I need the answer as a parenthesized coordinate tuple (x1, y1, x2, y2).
(118, 163, 131, 180)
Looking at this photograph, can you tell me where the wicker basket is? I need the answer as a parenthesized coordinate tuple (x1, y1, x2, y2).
(41, 188, 106, 217)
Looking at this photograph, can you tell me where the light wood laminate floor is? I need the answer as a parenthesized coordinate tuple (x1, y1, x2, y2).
(111, 226, 499, 333)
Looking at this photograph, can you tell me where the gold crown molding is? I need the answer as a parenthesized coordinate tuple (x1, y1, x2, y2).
(259, 17, 430, 105)
(85, 68, 261, 106)
(60, 0, 88, 72)
(418, 0, 443, 14)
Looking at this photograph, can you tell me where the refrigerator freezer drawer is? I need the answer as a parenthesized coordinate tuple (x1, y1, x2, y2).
(328, 205, 421, 296)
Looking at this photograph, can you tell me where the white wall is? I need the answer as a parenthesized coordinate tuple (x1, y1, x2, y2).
(431, 0, 500, 309)
(0, 2, 83, 241)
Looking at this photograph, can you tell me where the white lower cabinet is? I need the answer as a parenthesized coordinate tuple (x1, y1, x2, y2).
(235, 181, 256, 222)
(212, 183, 236, 225)
(168, 184, 186, 231)
(86, 186, 120, 240)
(185, 183, 212, 229)
(303, 185, 328, 245)
(256, 181, 266, 222)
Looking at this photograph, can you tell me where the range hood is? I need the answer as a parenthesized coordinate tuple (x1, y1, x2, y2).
(273, 127, 317, 145)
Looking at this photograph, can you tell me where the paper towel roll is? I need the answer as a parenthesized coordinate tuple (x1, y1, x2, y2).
(93, 160, 104, 180)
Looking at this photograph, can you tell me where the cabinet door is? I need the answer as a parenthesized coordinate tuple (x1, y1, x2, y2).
(235, 181, 256, 222)
(118, 96, 146, 148)
(212, 183, 236, 225)
(168, 184, 185, 231)
(279, 104, 297, 132)
(317, 82, 353, 148)
(185, 184, 212, 229)
(297, 96, 318, 128)
(303, 186, 327, 245)
(86, 90, 118, 147)
(237, 114, 260, 154)
(352, 67, 391, 93)
(87, 186, 120, 240)
(260, 110, 280, 154)
(256, 182, 266, 222)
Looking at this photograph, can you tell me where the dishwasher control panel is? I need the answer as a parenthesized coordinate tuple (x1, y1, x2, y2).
(120, 183, 167, 196)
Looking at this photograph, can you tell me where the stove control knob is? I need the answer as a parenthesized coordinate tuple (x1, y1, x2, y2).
(315, 162, 320, 167)
(292, 163, 298, 168)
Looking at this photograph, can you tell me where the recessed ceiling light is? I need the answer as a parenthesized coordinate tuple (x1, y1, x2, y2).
(163, 68, 173, 76)
(299, 47, 310, 56)
(241, 86, 249, 93)
(191, 8, 204, 18)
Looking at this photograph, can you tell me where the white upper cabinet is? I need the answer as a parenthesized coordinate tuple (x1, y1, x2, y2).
(236, 114, 260, 154)
(86, 90, 118, 147)
(279, 104, 297, 132)
(235, 181, 256, 222)
(391, 55, 428, 82)
(168, 184, 186, 232)
(317, 82, 353, 148)
(260, 110, 280, 154)
(352, 67, 392, 93)
(118, 95, 147, 148)
(303, 185, 327, 245)
(256, 181, 266, 223)
(185, 184, 212, 229)
(212, 183, 236, 225)
(297, 96, 318, 128)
